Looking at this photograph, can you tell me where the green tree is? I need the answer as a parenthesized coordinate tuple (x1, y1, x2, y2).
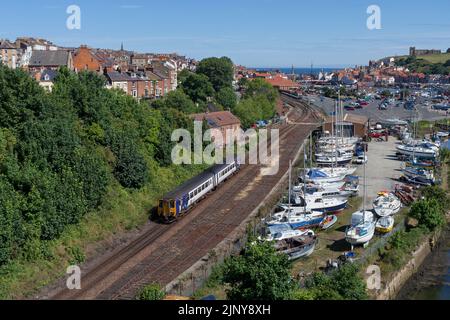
(107, 132, 149, 189)
(244, 78, 278, 104)
(179, 73, 215, 104)
(216, 87, 237, 110)
(222, 240, 294, 300)
(197, 57, 234, 92)
(161, 89, 199, 114)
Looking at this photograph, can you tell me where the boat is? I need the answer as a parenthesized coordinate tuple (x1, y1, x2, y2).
(403, 167, 434, 181)
(396, 144, 437, 160)
(310, 166, 357, 177)
(296, 184, 351, 200)
(266, 209, 325, 230)
(406, 157, 436, 168)
(372, 193, 402, 217)
(279, 193, 348, 214)
(259, 224, 314, 242)
(345, 150, 376, 247)
(400, 174, 435, 186)
(293, 181, 346, 193)
(320, 215, 338, 230)
(436, 131, 449, 138)
(302, 169, 347, 184)
(375, 216, 394, 234)
(315, 154, 353, 166)
(274, 234, 318, 260)
(345, 211, 376, 246)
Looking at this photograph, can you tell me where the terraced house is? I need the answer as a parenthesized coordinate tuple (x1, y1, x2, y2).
(0, 39, 18, 69)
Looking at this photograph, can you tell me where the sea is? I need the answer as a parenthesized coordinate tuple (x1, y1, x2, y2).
(252, 67, 343, 76)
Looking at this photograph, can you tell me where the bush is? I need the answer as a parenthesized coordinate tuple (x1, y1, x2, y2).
(137, 283, 166, 300)
(409, 199, 445, 231)
(222, 240, 294, 300)
(305, 264, 368, 300)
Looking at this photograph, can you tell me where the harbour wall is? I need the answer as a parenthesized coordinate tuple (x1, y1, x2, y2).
(375, 219, 448, 300)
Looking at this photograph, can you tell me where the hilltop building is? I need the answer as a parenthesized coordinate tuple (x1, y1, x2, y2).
(409, 47, 441, 56)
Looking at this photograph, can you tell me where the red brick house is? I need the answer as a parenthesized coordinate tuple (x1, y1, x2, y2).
(192, 111, 242, 147)
(73, 45, 102, 73)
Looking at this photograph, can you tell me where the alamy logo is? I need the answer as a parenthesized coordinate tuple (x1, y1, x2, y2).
(66, 5, 81, 30)
(366, 265, 381, 290)
(367, 5, 382, 30)
(171, 121, 280, 176)
(66, 265, 81, 290)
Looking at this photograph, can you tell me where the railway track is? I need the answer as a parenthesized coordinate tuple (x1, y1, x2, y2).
(48, 98, 320, 300)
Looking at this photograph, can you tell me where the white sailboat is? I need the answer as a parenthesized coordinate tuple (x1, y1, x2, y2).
(345, 150, 375, 248)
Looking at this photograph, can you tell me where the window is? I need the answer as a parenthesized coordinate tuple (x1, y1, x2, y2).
(170, 200, 175, 209)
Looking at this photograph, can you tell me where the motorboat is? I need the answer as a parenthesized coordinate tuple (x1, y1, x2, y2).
(403, 167, 434, 181)
(396, 144, 437, 160)
(375, 216, 395, 234)
(279, 194, 348, 213)
(372, 193, 402, 217)
(274, 233, 318, 260)
(310, 167, 357, 177)
(295, 184, 352, 200)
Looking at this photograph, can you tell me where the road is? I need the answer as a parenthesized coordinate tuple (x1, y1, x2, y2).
(42, 98, 321, 300)
(306, 95, 450, 122)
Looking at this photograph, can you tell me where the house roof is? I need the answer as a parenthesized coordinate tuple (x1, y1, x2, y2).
(106, 71, 133, 82)
(145, 70, 162, 81)
(29, 50, 70, 67)
(325, 113, 368, 125)
(192, 111, 241, 128)
(0, 40, 16, 49)
(264, 76, 299, 88)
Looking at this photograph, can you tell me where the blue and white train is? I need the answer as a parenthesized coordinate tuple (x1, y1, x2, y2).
(158, 160, 240, 222)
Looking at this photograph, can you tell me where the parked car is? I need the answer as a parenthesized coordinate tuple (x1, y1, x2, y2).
(355, 155, 368, 164)
(344, 105, 355, 111)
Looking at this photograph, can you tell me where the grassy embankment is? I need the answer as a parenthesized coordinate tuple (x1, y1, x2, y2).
(0, 164, 208, 299)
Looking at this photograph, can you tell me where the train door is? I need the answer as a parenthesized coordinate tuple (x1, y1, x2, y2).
(182, 194, 189, 211)
(176, 199, 182, 216)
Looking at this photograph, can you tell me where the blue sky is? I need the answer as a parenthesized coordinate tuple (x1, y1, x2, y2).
(1, 0, 450, 67)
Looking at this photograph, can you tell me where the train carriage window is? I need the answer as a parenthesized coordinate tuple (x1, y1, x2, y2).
(170, 200, 175, 208)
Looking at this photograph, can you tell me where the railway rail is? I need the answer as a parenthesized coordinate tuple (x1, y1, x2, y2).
(47, 98, 321, 300)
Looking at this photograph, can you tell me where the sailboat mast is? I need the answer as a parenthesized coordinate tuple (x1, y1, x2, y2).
(363, 148, 367, 222)
(288, 159, 292, 208)
(309, 133, 313, 168)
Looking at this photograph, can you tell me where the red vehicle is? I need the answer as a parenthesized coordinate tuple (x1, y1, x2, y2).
(369, 131, 383, 138)
(344, 105, 355, 111)
(359, 101, 369, 106)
